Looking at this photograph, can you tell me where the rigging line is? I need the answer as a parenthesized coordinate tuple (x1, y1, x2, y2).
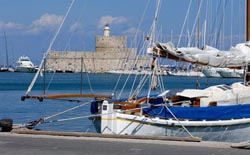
(129, 74, 144, 99)
(43, 101, 91, 121)
(45, 104, 149, 124)
(45, 2, 84, 92)
(131, 76, 146, 98)
(64, 7, 84, 51)
(215, 0, 228, 48)
(112, 73, 122, 98)
(130, 0, 150, 48)
(177, 0, 193, 47)
(117, 74, 132, 99)
(209, 0, 222, 47)
(164, 105, 194, 137)
(25, 0, 75, 96)
(204, 0, 209, 46)
(130, 74, 148, 98)
(82, 57, 94, 94)
(119, 0, 150, 73)
(129, 74, 139, 98)
(188, 0, 203, 47)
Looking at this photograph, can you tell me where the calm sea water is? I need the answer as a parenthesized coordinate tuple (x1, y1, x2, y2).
(0, 72, 241, 133)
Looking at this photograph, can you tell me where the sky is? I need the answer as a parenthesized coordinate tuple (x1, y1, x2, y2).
(0, 0, 247, 66)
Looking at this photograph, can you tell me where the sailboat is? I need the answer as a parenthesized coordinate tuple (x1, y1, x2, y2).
(88, 0, 250, 142)
(0, 32, 14, 72)
(19, 0, 250, 143)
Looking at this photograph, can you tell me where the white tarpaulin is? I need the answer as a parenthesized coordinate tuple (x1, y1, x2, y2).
(150, 42, 250, 68)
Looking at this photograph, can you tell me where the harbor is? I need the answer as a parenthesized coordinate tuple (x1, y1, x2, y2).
(0, 73, 247, 138)
(1, 0, 250, 154)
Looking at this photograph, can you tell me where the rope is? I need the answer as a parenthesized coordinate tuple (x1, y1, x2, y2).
(45, 105, 145, 124)
(20, 101, 91, 129)
(163, 104, 194, 137)
(130, 74, 149, 98)
(44, 101, 90, 121)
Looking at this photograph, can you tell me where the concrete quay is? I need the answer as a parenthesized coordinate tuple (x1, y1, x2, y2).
(0, 130, 249, 155)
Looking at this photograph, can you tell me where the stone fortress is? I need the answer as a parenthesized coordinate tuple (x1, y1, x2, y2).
(46, 24, 150, 73)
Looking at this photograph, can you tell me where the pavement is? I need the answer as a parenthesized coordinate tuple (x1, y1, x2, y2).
(0, 131, 249, 155)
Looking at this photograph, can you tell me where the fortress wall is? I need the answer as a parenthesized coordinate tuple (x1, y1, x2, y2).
(45, 25, 149, 73)
(46, 48, 140, 73)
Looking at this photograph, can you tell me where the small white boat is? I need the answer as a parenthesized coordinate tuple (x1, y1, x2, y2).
(107, 69, 157, 75)
(217, 68, 244, 78)
(167, 70, 205, 77)
(201, 67, 221, 78)
(15, 56, 38, 73)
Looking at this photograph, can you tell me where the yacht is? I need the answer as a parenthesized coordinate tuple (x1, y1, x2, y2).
(15, 56, 38, 73)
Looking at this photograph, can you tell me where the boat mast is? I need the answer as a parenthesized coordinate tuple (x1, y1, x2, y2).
(24, 0, 75, 97)
(4, 32, 9, 67)
(245, 0, 250, 85)
(247, 0, 250, 41)
(149, 0, 161, 91)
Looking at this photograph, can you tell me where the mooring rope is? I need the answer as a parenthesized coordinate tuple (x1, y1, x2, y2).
(14, 101, 91, 129)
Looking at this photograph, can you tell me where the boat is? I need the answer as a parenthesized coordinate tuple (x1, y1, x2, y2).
(0, 32, 14, 72)
(20, 0, 250, 143)
(107, 69, 158, 75)
(217, 68, 244, 78)
(0, 66, 14, 72)
(202, 67, 244, 78)
(201, 67, 221, 78)
(90, 81, 250, 141)
(15, 56, 38, 73)
(167, 69, 204, 77)
(88, 0, 250, 142)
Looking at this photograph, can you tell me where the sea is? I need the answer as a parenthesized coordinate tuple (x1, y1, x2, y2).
(0, 72, 241, 133)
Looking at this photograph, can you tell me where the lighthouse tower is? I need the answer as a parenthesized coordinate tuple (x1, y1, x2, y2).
(96, 24, 127, 52)
(103, 24, 110, 37)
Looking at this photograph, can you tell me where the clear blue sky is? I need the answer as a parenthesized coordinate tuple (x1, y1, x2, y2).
(0, 0, 247, 66)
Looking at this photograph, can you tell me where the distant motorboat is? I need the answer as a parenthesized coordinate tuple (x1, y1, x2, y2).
(167, 70, 205, 77)
(15, 56, 38, 73)
(201, 67, 222, 78)
(107, 69, 154, 75)
(217, 68, 244, 78)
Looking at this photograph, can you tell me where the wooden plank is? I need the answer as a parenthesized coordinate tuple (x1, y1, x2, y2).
(11, 129, 202, 142)
(22, 93, 112, 101)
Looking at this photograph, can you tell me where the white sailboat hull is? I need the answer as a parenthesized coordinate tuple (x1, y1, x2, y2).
(90, 101, 250, 142)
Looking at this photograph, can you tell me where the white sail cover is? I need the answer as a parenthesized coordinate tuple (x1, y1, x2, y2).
(150, 42, 250, 68)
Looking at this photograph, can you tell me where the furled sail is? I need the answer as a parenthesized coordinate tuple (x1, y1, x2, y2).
(149, 42, 250, 68)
